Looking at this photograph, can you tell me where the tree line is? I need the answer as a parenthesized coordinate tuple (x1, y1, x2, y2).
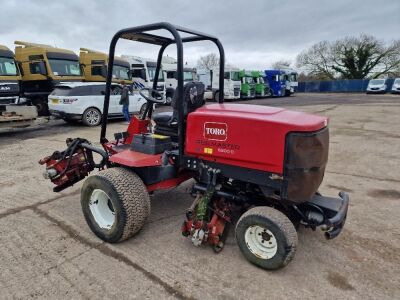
(197, 34, 400, 81)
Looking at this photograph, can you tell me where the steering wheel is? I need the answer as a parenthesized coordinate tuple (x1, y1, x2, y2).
(139, 87, 165, 104)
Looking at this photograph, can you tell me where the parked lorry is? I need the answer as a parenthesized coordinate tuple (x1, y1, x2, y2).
(251, 70, 271, 98)
(199, 65, 241, 101)
(239, 70, 255, 99)
(122, 55, 165, 93)
(163, 57, 197, 102)
(79, 48, 131, 83)
(264, 70, 286, 97)
(14, 41, 83, 115)
(0, 45, 38, 129)
(282, 69, 298, 96)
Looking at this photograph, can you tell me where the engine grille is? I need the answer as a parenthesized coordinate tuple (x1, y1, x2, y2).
(283, 126, 329, 203)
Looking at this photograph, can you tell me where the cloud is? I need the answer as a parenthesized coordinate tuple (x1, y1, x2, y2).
(1, 0, 399, 69)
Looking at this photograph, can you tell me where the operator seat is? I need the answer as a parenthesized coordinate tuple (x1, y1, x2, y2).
(153, 81, 205, 140)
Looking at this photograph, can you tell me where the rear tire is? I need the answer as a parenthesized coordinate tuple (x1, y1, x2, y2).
(82, 107, 102, 126)
(235, 206, 298, 270)
(81, 168, 151, 243)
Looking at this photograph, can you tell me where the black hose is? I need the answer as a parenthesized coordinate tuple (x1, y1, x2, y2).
(80, 143, 108, 168)
(53, 138, 108, 179)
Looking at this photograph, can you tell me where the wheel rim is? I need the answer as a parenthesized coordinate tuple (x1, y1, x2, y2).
(89, 189, 115, 229)
(85, 109, 100, 125)
(244, 225, 277, 259)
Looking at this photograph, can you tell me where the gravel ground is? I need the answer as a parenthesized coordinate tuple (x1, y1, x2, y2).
(0, 93, 399, 299)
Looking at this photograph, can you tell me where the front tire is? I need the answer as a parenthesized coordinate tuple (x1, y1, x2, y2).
(82, 107, 102, 126)
(235, 207, 298, 270)
(81, 168, 151, 243)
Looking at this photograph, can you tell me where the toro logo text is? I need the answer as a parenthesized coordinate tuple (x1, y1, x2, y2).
(204, 122, 228, 141)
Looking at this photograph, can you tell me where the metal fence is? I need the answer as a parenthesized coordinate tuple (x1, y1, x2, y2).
(297, 79, 395, 93)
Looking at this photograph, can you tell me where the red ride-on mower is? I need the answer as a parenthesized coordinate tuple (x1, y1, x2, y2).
(39, 23, 349, 270)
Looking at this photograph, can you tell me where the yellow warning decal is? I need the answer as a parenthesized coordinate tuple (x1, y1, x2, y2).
(203, 147, 213, 154)
(150, 134, 169, 139)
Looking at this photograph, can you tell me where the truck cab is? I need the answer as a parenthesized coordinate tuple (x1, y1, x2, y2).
(14, 41, 84, 115)
(0, 44, 38, 129)
(163, 59, 197, 102)
(239, 70, 256, 99)
(199, 66, 241, 102)
(122, 55, 165, 95)
(0, 45, 21, 105)
(79, 48, 131, 84)
(264, 70, 286, 97)
(251, 70, 270, 98)
(282, 69, 298, 96)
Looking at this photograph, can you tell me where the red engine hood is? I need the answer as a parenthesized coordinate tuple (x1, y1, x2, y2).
(185, 104, 328, 174)
(194, 104, 328, 131)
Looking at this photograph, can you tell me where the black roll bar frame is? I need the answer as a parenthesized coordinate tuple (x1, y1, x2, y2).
(100, 22, 225, 166)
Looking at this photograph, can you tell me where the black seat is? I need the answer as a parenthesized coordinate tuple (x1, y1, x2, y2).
(154, 81, 205, 139)
(153, 111, 174, 127)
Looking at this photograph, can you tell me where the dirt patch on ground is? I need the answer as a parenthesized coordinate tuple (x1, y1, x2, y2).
(367, 189, 400, 200)
(327, 272, 355, 291)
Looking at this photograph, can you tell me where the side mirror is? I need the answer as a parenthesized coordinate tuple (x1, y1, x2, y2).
(127, 70, 133, 80)
(140, 69, 146, 81)
(38, 61, 47, 76)
(100, 65, 107, 78)
(18, 62, 24, 76)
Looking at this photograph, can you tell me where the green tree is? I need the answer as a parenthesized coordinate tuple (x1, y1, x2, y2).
(296, 34, 400, 79)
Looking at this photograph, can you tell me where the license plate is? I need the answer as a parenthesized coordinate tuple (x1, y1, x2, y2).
(51, 99, 59, 104)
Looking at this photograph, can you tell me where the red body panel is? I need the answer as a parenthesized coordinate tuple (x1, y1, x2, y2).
(109, 150, 162, 167)
(125, 116, 149, 145)
(185, 104, 328, 174)
(146, 172, 193, 192)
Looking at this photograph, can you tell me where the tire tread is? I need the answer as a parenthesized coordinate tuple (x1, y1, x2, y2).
(236, 206, 298, 269)
(96, 168, 150, 242)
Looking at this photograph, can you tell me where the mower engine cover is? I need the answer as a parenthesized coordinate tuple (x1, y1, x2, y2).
(185, 104, 329, 202)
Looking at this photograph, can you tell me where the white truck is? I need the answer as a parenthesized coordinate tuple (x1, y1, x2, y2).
(162, 56, 197, 102)
(281, 69, 298, 96)
(121, 55, 165, 93)
(199, 65, 241, 101)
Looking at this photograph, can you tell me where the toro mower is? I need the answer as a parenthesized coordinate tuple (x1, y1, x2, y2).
(39, 23, 349, 270)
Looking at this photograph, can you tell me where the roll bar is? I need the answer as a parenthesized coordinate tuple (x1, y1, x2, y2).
(100, 22, 225, 166)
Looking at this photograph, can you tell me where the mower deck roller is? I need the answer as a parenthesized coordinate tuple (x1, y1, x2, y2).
(39, 22, 349, 270)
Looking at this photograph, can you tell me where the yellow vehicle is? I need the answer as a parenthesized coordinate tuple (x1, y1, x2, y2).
(79, 48, 131, 83)
(0, 45, 38, 128)
(0, 45, 21, 104)
(14, 41, 83, 115)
